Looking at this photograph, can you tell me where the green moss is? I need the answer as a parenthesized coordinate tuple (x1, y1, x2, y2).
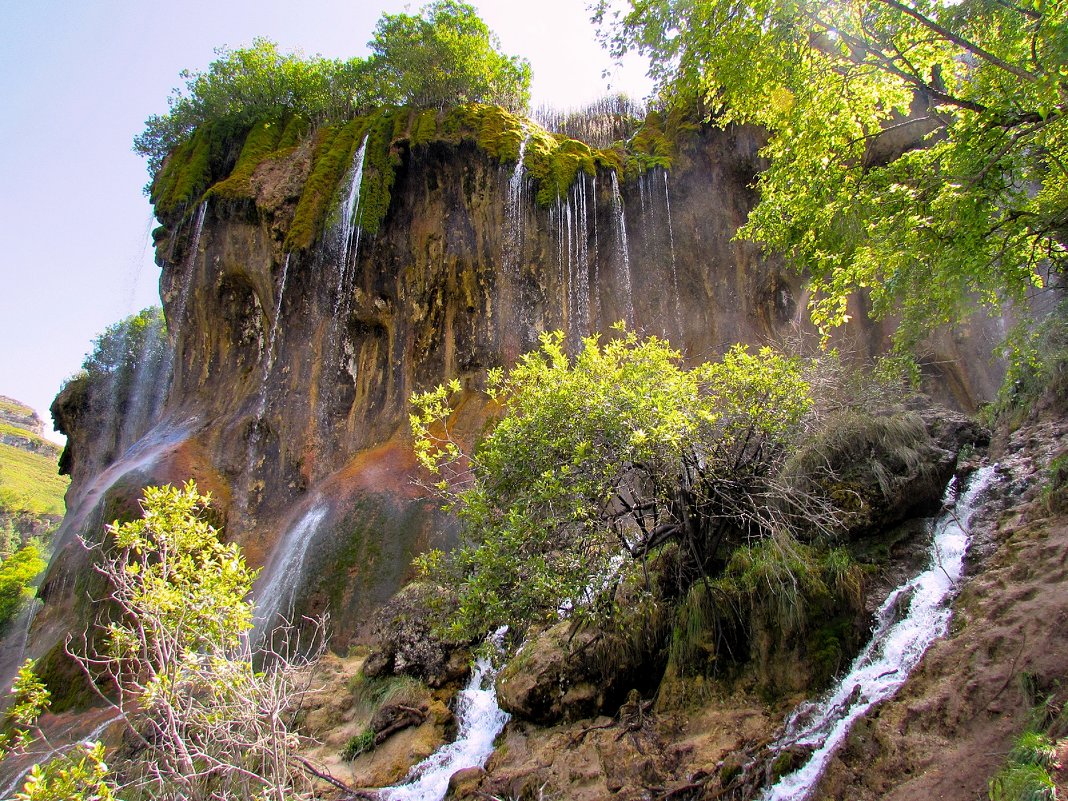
(152, 122, 233, 214)
(410, 108, 440, 146)
(285, 119, 366, 251)
(358, 109, 405, 236)
(624, 108, 698, 179)
(206, 116, 287, 201)
(276, 114, 309, 150)
(34, 641, 96, 714)
(159, 102, 699, 249)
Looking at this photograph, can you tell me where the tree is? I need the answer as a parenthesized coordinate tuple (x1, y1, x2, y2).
(134, 5, 531, 181)
(411, 329, 843, 639)
(134, 39, 347, 178)
(0, 541, 45, 626)
(363, 0, 531, 111)
(595, 0, 1067, 352)
(70, 482, 324, 801)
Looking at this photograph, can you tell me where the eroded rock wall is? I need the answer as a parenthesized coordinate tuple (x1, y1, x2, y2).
(40, 118, 1005, 660)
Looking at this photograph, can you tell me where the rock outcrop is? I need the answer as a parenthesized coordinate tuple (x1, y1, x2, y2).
(35, 106, 1007, 683)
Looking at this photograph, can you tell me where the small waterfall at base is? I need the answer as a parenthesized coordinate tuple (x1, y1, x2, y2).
(252, 501, 329, 636)
(761, 465, 998, 801)
(610, 172, 635, 328)
(381, 628, 511, 801)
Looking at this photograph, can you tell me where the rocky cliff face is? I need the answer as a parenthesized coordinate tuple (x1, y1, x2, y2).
(39, 108, 1006, 665)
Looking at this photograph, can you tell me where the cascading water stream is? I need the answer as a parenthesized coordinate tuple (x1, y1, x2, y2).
(761, 465, 998, 801)
(253, 501, 329, 636)
(503, 130, 530, 346)
(380, 628, 511, 801)
(245, 255, 292, 489)
(662, 171, 684, 335)
(573, 176, 591, 338)
(171, 202, 208, 351)
(610, 172, 635, 328)
(332, 139, 368, 325)
(319, 140, 368, 446)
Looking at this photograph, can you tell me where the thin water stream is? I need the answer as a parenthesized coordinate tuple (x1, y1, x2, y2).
(761, 465, 998, 801)
(252, 501, 329, 636)
(380, 628, 510, 801)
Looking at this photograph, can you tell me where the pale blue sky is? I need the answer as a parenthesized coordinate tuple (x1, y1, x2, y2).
(0, 0, 650, 440)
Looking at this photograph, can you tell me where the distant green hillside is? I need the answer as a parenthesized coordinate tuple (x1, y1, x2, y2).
(0, 395, 67, 519)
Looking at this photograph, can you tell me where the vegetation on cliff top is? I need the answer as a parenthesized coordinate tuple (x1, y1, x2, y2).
(135, 1, 531, 180)
(596, 0, 1068, 352)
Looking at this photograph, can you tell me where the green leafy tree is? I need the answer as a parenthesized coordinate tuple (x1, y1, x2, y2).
(134, 39, 348, 177)
(134, 5, 531, 180)
(411, 329, 842, 638)
(596, 0, 1067, 352)
(70, 482, 324, 801)
(0, 541, 45, 626)
(363, 0, 531, 111)
(80, 307, 167, 386)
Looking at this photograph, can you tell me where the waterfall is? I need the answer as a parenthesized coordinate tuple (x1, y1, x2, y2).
(319, 139, 368, 445)
(381, 628, 511, 801)
(122, 309, 169, 448)
(253, 501, 329, 635)
(503, 131, 529, 348)
(573, 177, 591, 339)
(761, 465, 998, 801)
(333, 138, 369, 323)
(171, 201, 208, 350)
(662, 171, 683, 335)
(245, 255, 291, 485)
(610, 172, 635, 328)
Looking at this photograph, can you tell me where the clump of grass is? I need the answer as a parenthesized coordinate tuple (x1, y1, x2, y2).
(340, 727, 376, 761)
(348, 674, 428, 717)
(989, 716, 1063, 801)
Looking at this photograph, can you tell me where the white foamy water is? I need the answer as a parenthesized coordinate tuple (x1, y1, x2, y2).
(253, 501, 329, 635)
(380, 628, 511, 801)
(762, 465, 998, 801)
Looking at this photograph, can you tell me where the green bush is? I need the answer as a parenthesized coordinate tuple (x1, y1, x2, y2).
(0, 542, 45, 625)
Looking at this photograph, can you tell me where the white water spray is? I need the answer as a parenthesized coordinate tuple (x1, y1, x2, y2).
(381, 628, 511, 801)
(610, 172, 635, 327)
(761, 465, 998, 801)
(334, 139, 368, 318)
(253, 501, 329, 635)
(662, 171, 683, 335)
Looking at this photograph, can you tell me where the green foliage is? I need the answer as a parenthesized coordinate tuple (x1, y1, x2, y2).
(136, 5, 531, 186)
(363, 0, 531, 112)
(411, 328, 825, 639)
(340, 728, 376, 761)
(102, 482, 255, 661)
(598, 0, 1068, 353)
(667, 535, 862, 675)
(990, 304, 1068, 426)
(0, 542, 45, 626)
(16, 742, 115, 801)
(80, 307, 168, 386)
(0, 661, 116, 801)
(989, 711, 1064, 801)
(77, 481, 319, 800)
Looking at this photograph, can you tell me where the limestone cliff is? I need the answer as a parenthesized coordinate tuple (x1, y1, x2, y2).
(37, 106, 1005, 670)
